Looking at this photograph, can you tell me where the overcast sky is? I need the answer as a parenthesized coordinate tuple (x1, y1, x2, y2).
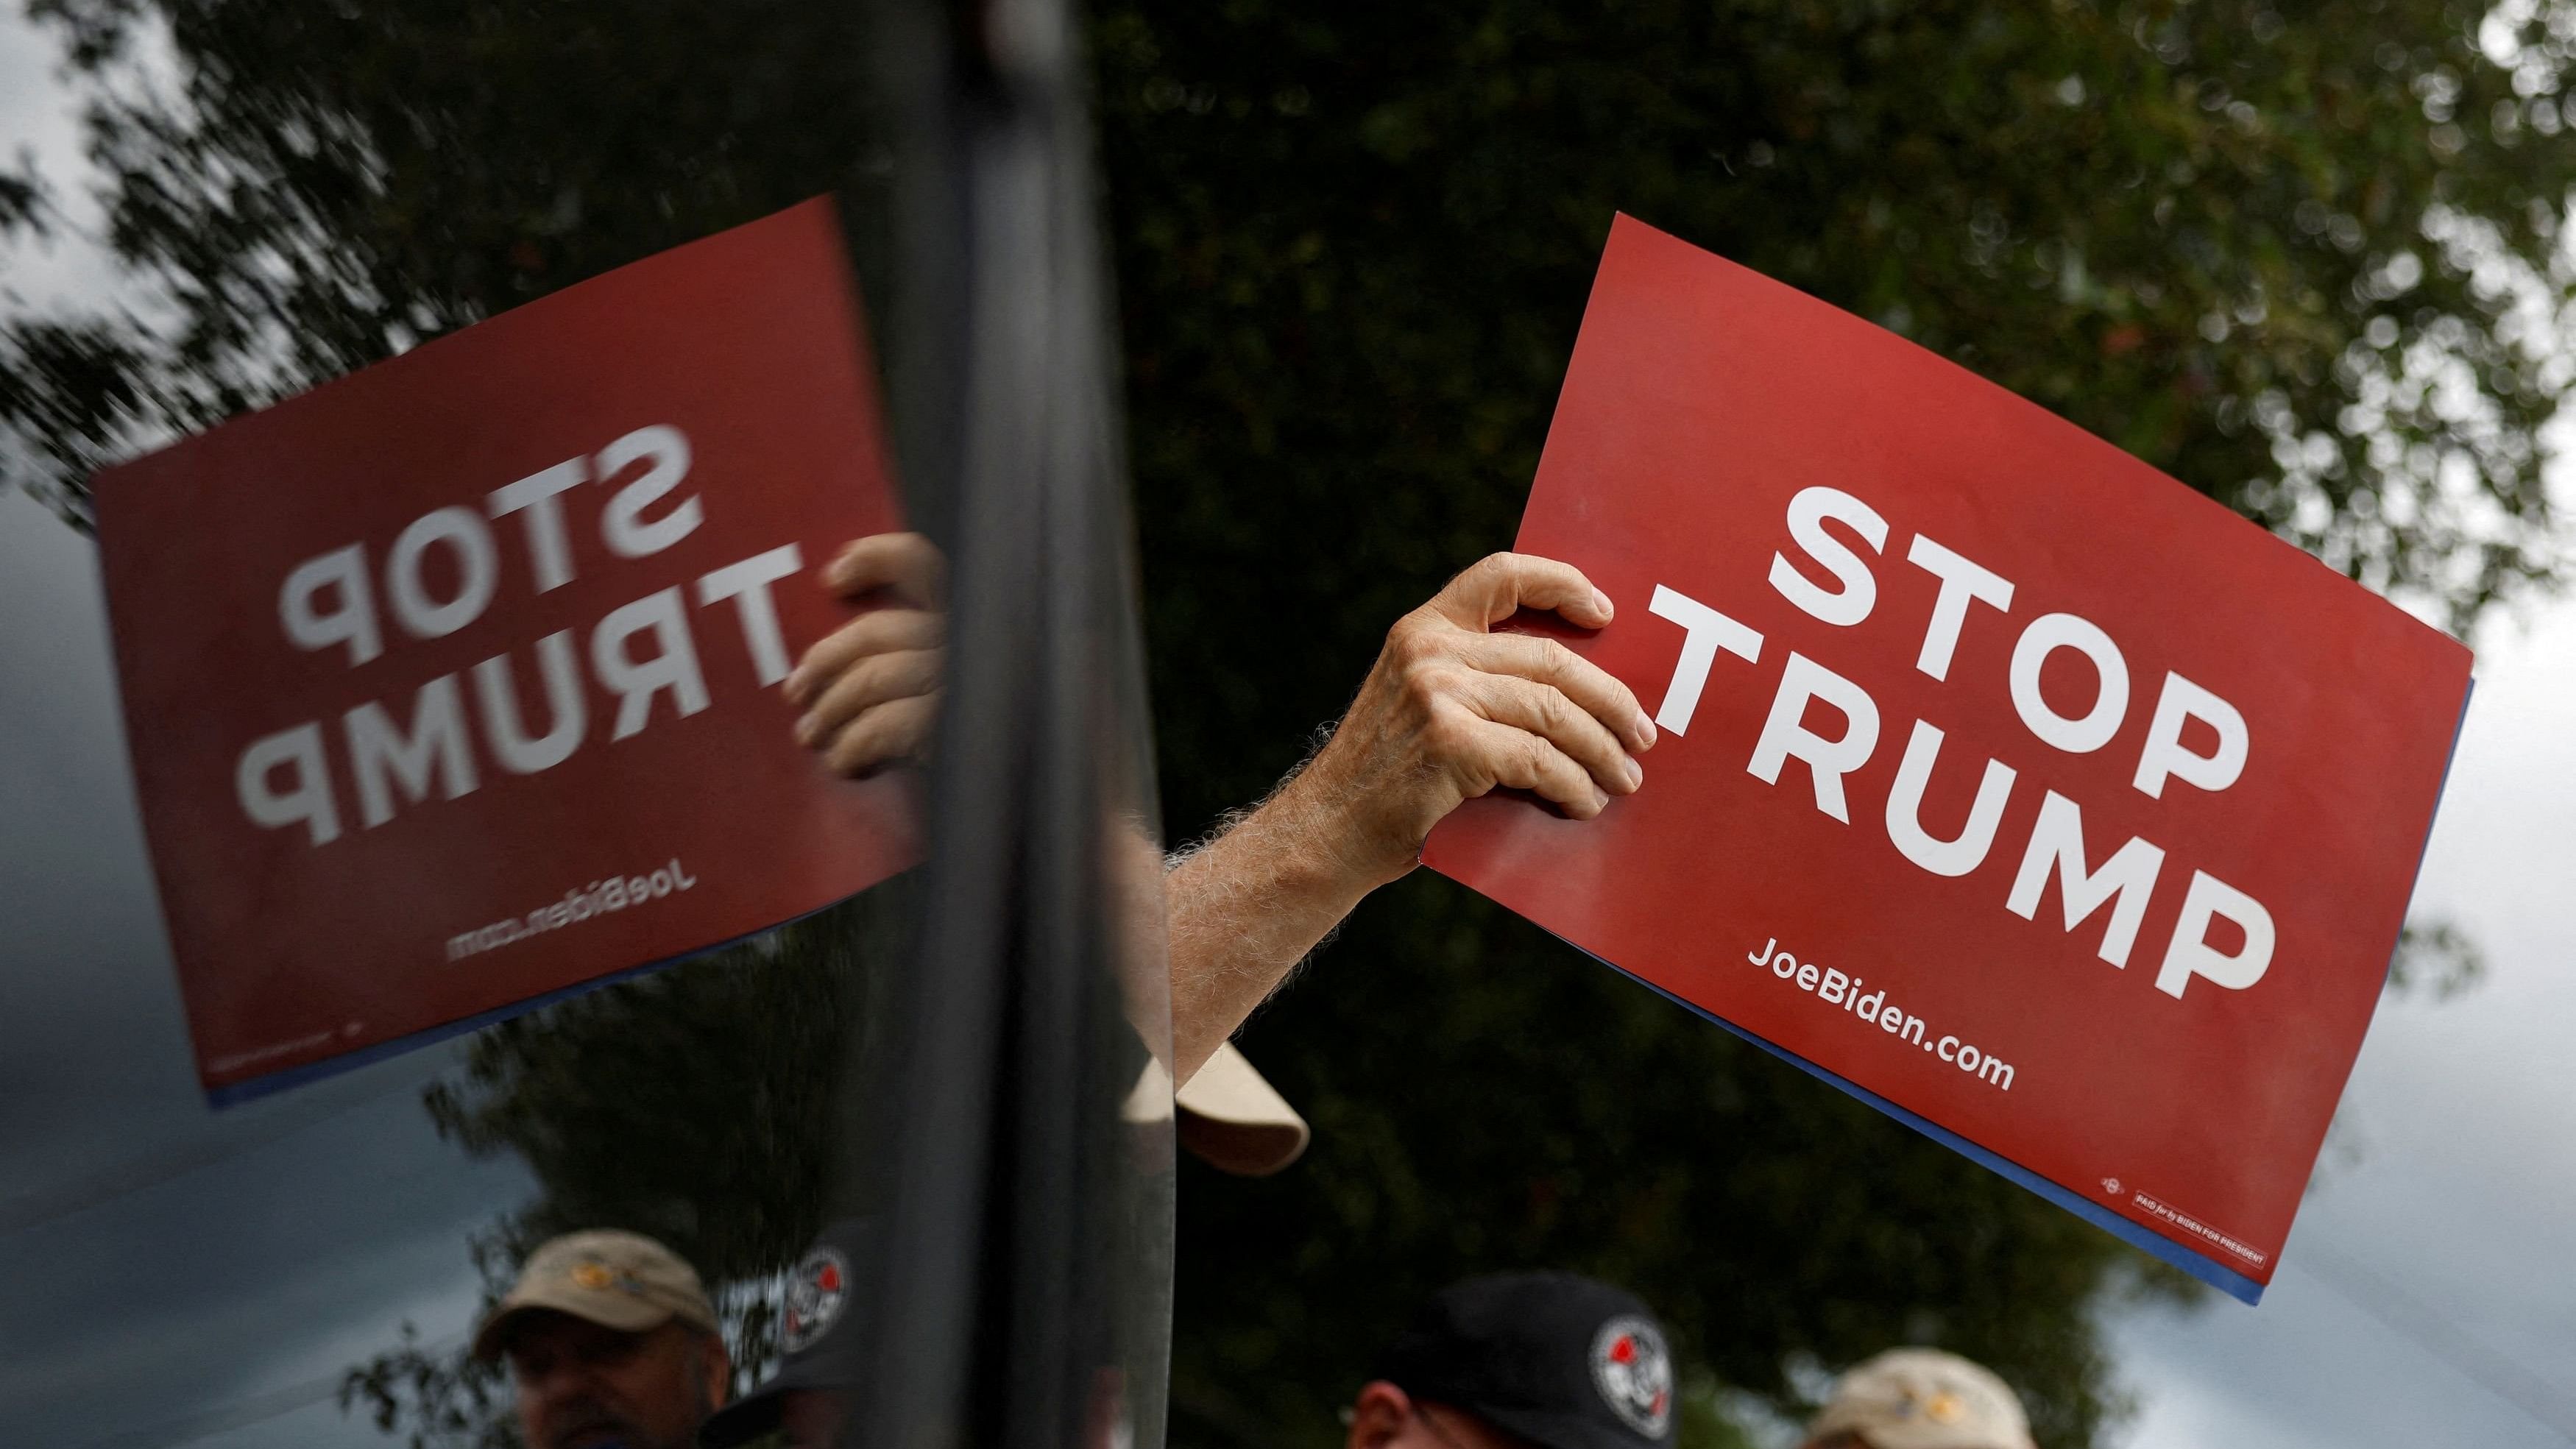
(2108, 589, 2576, 1447)
(0, 481, 528, 1449)
(6, 7, 2576, 1448)
(1, 23, 522, 1449)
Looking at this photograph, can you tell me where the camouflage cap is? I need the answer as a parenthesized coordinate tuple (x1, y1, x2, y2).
(473, 1229, 720, 1363)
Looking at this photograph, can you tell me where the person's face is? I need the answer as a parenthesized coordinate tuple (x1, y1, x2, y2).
(1344, 1381, 1532, 1449)
(505, 1310, 731, 1449)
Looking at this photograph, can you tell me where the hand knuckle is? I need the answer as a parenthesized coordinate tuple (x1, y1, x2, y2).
(1384, 615, 1426, 659)
(1405, 662, 1459, 701)
(1423, 713, 1475, 759)
(1399, 631, 1455, 678)
(824, 734, 863, 775)
(846, 711, 892, 754)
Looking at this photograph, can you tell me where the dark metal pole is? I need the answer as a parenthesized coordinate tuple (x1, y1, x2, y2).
(838, 0, 1174, 1442)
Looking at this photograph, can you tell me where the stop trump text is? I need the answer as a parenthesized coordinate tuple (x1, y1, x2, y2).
(1641, 484, 2271, 1005)
(232, 423, 804, 848)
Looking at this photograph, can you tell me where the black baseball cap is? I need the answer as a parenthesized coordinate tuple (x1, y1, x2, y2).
(1377, 1272, 1678, 1449)
(698, 1219, 874, 1449)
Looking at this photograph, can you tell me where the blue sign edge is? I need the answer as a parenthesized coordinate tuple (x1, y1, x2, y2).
(1569, 941, 2268, 1305)
(1547, 667, 2485, 1310)
(209, 668, 2480, 1303)
(201, 898, 849, 1109)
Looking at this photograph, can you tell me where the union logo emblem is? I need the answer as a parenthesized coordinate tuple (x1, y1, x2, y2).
(781, 1247, 852, 1355)
(1588, 1315, 1674, 1439)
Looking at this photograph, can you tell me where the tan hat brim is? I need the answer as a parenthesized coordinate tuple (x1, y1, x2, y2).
(1836, 1430, 2034, 1449)
(1122, 1055, 1176, 1125)
(1811, 1410, 2035, 1449)
(471, 1280, 677, 1362)
(1174, 1041, 1309, 1177)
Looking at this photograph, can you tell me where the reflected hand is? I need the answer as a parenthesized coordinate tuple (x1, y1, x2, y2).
(1282, 551, 1657, 888)
(784, 532, 946, 777)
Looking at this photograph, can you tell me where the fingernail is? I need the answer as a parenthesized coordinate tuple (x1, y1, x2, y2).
(784, 671, 807, 703)
(1626, 756, 1644, 790)
(795, 712, 818, 745)
(1592, 786, 1610, 813)
(1591, 587, 1614, 618)
(1638, 715, 1658, 749)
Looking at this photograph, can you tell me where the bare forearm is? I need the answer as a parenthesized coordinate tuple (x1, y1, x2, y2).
(1165, 768, 1392, 1083)
(785, 539, 1647, 1090)
(1161, 551, 1652, 1083)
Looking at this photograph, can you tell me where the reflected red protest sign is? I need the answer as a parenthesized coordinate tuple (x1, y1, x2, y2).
(1424, 215, 2471, 1303)
(95, 199, 917, 1099)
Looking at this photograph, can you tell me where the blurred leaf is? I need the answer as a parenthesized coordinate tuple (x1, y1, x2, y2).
(2388, 915, 2487, 998)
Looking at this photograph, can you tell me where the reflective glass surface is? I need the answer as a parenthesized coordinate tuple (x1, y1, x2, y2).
(0, 2, 1170, 1446)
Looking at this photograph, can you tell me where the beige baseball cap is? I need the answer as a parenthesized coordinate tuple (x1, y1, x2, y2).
(1122, 1041, 1311, 1177)
(1175, 1041, 1310, 1177)
(472, 1229, 721, 1362)
(1809, 1348, 2036, 1449)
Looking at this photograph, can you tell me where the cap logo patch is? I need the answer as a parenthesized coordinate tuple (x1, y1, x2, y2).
(780, 1247, 851, 1355)
(565, 1258, 646, 1297)
(1926, 1391, 1967, 1425)
(1588, 1315, 1674, 1440)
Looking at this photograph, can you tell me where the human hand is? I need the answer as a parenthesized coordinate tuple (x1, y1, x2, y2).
(783, 532, 946, 777)
(1277, 551, 1657, 890)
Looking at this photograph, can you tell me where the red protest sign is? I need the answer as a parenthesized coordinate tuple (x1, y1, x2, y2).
(94, 198, 918, 1098)
(1423, 215, 2471, 1302)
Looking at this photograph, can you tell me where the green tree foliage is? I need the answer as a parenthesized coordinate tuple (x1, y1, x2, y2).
(1093, 3, 2561, 1443)
(4, 2, 2566, 1447)
(1156, 881, 2157, 1449)
(337, 897, 889, 1449)
(0, 0, 891, 517)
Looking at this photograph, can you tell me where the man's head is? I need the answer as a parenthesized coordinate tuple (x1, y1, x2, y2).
(473, 1229, 732, 1449)
(1347, 1271, 1678, 1449)
(1801, 1348, 2034, 1449)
